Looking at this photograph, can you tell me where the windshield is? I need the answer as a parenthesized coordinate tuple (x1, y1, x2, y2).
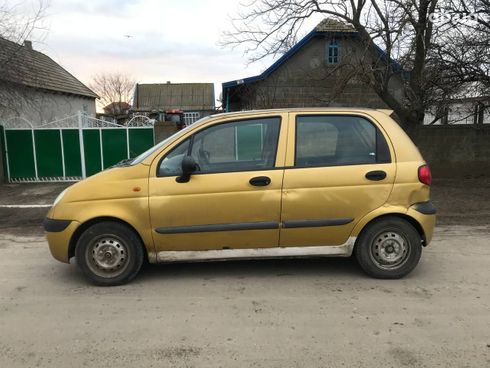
(130, 116, 212, 165)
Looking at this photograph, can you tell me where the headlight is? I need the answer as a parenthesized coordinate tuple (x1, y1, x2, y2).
(53, 189, 67, 206)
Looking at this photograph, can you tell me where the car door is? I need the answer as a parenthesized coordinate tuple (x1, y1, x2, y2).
(280, 112, 396, 247)
(149, 114, 287, 254)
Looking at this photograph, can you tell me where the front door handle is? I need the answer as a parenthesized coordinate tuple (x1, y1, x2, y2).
(249, 176, 271, 186)
(365, 170, 387, 181)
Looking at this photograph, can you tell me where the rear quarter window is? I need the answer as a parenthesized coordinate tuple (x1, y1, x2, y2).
(295, 115, 391, 167)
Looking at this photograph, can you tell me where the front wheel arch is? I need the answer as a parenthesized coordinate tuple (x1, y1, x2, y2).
(69, 217, 148, 262)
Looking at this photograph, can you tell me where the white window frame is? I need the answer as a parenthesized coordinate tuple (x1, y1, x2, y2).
(184, 112, 201, 125)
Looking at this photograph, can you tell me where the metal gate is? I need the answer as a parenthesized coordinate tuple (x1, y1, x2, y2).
(0, 112, 155, 183)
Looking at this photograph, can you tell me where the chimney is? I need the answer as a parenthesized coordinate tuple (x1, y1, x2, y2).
(24, 40, 33, 50)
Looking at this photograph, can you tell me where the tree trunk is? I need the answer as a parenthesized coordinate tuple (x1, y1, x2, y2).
(394, 107, 425, 132)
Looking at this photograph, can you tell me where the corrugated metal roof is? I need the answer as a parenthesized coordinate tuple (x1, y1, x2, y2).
(135, 83, 215, 111)
(0, 37, 98, 98)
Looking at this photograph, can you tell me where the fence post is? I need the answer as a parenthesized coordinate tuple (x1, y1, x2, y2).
(31, 129, 39, 181)
(99, 128, 104, 170)
(0, 125, 7, 183)
(59, 129, 66, 178)
(78, 111, 87, 179)
(126, 127, 130, 159)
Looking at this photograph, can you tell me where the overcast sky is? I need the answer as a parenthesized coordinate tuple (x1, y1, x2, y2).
(24, 0, 277, 102)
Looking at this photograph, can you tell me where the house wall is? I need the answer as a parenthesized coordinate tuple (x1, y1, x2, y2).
(0, 86, 96, 126)
(229, 36, 404, 111)
(154, 110, 215, 144)
(411, 125, 490, 177)
(186, 110, 214, 121)
(154, 121, 179, 143)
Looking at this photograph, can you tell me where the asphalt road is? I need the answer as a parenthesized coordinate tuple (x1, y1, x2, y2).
(0, 224, 489, 367)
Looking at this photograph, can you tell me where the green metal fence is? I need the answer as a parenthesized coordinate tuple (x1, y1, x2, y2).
(1, 113, 154, 182)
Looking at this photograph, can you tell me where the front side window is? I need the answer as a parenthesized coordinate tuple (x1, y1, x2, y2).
(158, 139, 190, 176)
(295, 115, 390, 167)
(158, 117, 281, 176)
(190, 117, 280, 173)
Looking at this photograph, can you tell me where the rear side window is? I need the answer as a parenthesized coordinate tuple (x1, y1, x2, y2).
(295, 115, 391, 167)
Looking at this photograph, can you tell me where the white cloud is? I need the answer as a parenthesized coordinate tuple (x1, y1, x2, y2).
(28, 0, 274, 103)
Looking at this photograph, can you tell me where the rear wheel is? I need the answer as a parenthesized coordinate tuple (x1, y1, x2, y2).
(355, 217, 422, 279)
(75, 222, 144, 286)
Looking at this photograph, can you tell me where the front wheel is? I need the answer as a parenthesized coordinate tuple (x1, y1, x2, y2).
(355, 217, 422, 279)
(75, 222, 145, 286)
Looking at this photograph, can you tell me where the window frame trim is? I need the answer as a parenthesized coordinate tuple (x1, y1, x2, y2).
(156, 116, 283, 178)
(327, 40, 340, 64)
(293, 114, 392, 169)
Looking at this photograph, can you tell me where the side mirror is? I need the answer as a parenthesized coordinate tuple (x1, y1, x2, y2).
(176, 155, 198, 183)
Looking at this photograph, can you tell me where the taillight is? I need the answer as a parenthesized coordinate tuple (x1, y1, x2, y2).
(418, 165, 432, 186)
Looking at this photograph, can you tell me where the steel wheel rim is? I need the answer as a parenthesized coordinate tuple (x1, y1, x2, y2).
(85, 236, 130, 278)
(370, 230, 410, 270)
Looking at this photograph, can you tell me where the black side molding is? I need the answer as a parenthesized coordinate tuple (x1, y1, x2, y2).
(412, 201, 437, 215)
(282, 218, 353, 228)
(43, 218, 72, 232)
(155, 218, 354, 234)
(156, 221, 279, 234)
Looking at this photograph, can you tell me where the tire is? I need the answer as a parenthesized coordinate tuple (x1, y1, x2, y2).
(355, 217, 422, 279)
(75, 221, 145, 286)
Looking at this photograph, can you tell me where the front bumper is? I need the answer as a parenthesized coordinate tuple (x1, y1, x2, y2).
(43, 218, 72, 232)
(44, 218, 80, 263)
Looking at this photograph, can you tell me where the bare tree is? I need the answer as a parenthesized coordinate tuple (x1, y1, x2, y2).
(90, 73, 135, 116)
(422, 1, 490, 123)
(222, 0, 486, 128)
(0, 0, 46, 42)
(434, 1, 490, 86)
(0, 0, 48, 119)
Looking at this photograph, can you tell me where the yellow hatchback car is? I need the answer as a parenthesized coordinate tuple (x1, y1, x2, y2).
(44, 108, 436, 285)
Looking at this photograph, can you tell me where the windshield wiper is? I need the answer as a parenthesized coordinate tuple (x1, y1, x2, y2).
(112, 158, 134, 168)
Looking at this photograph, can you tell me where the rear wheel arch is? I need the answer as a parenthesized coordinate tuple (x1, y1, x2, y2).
(354, 215, 423, 278)
(68, 217, 148, 261)
(354, 213, 426, 250)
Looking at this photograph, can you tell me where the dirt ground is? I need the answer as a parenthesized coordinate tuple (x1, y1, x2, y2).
(430, 177, 490, 226)
(0, 179, 489, 367)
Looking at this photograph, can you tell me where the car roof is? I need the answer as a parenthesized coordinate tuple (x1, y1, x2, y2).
(210, 108, 393, 119)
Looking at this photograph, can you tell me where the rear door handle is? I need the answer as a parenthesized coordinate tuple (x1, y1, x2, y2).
(365, 170, 387, 181)
(249, 176, 271, 186)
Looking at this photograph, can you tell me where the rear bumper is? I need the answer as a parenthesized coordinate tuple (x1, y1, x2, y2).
(412, 201, 437, 215)
(44, 218, 80, 263)
(408, 202, 436, 245)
